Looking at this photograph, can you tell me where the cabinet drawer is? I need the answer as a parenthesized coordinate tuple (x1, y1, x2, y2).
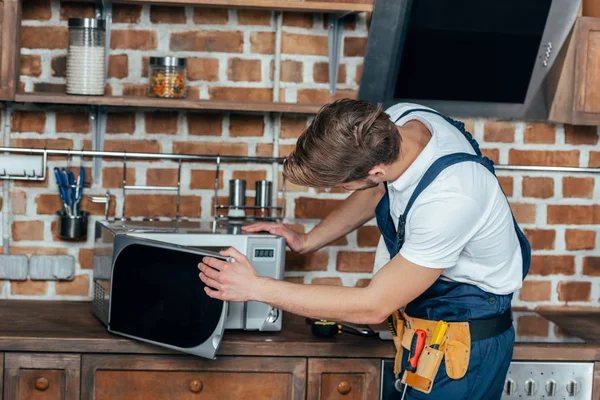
(3, 353, 80, 400)
(308, 358, 381, 400)
(82, 355, 306, 400)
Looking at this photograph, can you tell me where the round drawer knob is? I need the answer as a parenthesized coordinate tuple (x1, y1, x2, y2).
(189, 379, 203, 393)
(35, 377, 49, 391)
(337, 380, 351, 395)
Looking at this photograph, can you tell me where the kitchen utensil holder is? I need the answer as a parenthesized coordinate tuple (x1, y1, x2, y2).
(57, 210, 90, 240)
(0, 149, 47, 181)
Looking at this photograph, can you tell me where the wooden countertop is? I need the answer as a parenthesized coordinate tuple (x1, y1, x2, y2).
(0, 300, 599, 361)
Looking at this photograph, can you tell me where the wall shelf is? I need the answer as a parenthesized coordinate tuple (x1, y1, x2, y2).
(15, 92, 324, 114)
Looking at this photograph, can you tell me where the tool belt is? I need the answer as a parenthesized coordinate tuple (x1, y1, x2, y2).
(389, 309, 513, 394)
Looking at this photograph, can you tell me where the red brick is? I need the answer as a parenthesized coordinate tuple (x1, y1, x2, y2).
(295, 198, 345, 219)
(111, 30, 157, 50)
(187, 58, 219, 81)
(11, 139, 74, 160)
(209, 87, 272, 102)
(524, 123, 556, 144)
(10, 247, 67, 256)
(107, 113, 136, 134)
(497, 176, 513, 197)
(20, 55, 42, 77)
(343, 37, 367, 57)
(280, 116, 306, 139)
(125, 195, 200, 218)
(122, 84, 147, 97)
(21, 26, 67, 49)
(285, 251, 328, 271)
(565, 125, 598, 145)
(35, 193, 116, 216)
(509, 203, 537, 224)
(256, 143, 273, 158)
(22, 0, 51, 20)
(190, 170, 223, 190)
(56, 275, 90, 296)
(230, 114, 264, 137)
(283, 13, 313, 28)
(79, 248, 94, 270)
(590, 152, 600, 167)
(278, 60, 303, 83)
(144, 112, 178, 134)
(34, 83, 66, 93)
(285, 277, 304, 284)
(59, 2, 94, 20)
(313, 63, 346, 84)
(102, 167, 135, 188)
(250, 32, 275, 54)
(565, 229, 596, 250)
(355, 279, 371, 288)
(227, 58, 261, 82)
(187, 113, 222, 136)
(173, 142, 248, 156)
(11, 111, 46, 133)
(95, 139, 161, 154)
(562, 177, 594, 199)
(529, 256, 575, 276)
(147, 169, 178, 186)
(357, 226, 381, 247)
(337, 251, 375, 272)
(558, 281, 591, 302)
(583, 257, 600, 276)
(113, 4, 142, 23)
(282, 33, 328, 55)
(11, 191, 27, 215)
(509, 150, 580, 167)
(170, 31, 243, 52)
(14, 169, 49, 188)
(516, 315, 549, 337)
(296, 89, 357, 104)
(547, 205, 600, 225)
(193, 7, 228, 24)
(518, 281, 552, 302)
(12, 221, 44, 241)
(522, 177, 554, 199)
(483, 121, 515, 143)
(55, 112, 90, 133)
(150, 6, 186, 24)
(480, 148, 500, 164)
(523, 229, 555, 250)
(237, 9, 272, 25)
(231, 170, 267, 186)
(278, 144, 296, 157)
(108, 55, 128, 79)
(11, 280, 47, 296)
(51, 55, 67, 78)
(311, 277, 342, 286)
(187, 87, 201, 100)
(324, 13, 358, 30)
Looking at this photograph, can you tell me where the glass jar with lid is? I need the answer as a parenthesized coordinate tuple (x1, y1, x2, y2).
(66, 18, 106, 96)
(148, 57, 187, 99)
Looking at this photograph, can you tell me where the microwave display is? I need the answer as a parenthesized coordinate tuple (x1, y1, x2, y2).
(254, 248, 275, 259)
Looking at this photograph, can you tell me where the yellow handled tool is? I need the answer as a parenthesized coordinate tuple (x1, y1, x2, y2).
(430, 320, 448, 349)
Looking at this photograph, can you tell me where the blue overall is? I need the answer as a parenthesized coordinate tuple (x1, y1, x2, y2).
(375, 109, 531, 400)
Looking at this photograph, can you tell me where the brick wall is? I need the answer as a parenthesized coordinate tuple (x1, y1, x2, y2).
(2, 0, 599, 308)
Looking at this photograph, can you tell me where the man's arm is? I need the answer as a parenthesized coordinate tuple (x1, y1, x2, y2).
(244, 183, 385, 254)
(199, 248, 442, 325)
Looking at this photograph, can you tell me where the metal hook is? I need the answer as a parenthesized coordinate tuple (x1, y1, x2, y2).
(67, 148, 71, 170)
(80, 148, 84, 168)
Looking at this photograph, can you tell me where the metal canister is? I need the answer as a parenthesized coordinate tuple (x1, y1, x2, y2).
(228, 179, 246, 217)
(66, 18, 106, 96)
(255, 180, 272, 218)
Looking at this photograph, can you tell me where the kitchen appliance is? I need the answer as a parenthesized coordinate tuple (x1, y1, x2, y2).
(91, 219, 285, 359)
(378, 311, 594, 399)
(359, 0, 582, 120)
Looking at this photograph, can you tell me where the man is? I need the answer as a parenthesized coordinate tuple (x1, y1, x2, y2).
(198, 99, 531, 399)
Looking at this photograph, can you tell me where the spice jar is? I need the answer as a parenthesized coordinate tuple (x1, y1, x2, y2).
(66, 18, 106, 96)
(148, 57, 187, 98)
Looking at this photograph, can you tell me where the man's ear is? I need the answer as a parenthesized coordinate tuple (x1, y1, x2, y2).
(368, 165, 386, 178)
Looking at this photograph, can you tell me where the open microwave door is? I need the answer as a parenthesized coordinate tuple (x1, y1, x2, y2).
(108, 234, 230, 359)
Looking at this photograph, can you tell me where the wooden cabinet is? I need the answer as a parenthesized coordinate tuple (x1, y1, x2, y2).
(308, 358, 381, 400)
(0, 0, 20, 100)
(3, 353, 80, 400)
(549, 17, 600, 125)
(81, 355, 307, 400)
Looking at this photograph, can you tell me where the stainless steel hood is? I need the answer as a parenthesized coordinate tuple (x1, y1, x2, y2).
(358, 0, 582, 120)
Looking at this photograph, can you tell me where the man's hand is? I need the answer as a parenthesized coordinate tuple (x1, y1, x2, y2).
(198, 247, 263, 302)
(242, 223, 307, 253)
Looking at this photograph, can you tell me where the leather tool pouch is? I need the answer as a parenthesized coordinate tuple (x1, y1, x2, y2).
(390, 310, 405, 377)
(443, 322, 471, 380)
(400, 345, 445, 394)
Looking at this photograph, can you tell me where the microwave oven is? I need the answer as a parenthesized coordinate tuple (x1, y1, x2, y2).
(91, 219, 286, 359)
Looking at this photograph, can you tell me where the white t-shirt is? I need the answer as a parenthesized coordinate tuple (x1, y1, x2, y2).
(372, 103, 523, 295)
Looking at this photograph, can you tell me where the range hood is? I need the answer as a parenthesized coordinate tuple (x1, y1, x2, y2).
(358, 0, 582, 120)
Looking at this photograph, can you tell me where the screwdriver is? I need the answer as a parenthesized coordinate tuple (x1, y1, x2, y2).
(430, 320, 448, 349)
(400, 329, 426, 400)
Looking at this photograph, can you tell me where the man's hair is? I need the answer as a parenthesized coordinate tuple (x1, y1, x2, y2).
(283, 99, 401, 188)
